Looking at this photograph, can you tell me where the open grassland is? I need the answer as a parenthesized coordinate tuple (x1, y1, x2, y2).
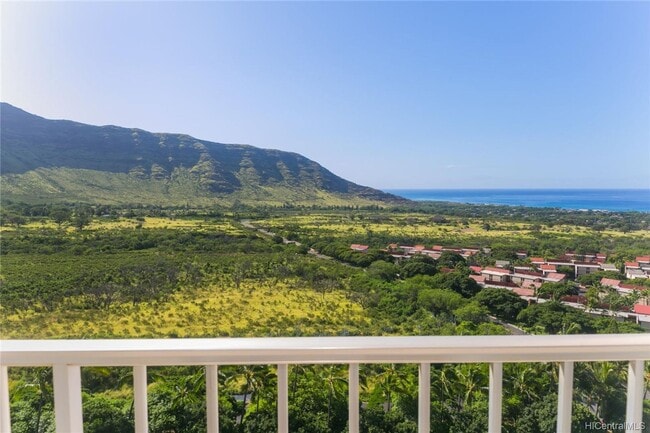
(0, 216, 246, 234)
(0, 215, 368, 339)
(258, 213, 650, 239)
(258, 212, 650, 241)
(0, 281, 368, 339)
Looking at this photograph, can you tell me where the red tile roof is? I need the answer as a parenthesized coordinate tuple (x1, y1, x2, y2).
(514, 270, 544, 277)
(513, 287, 535, 297)
(482, 267, 511, 275)
(633, 304, 650, 315)
(546, 259, 573, 265)
(530, 257, 544, 263)
(469, 266, 483, 274)
(636, 256, 650, 263)
(541, 264, 556, 271)
(483, 280, 519, 288)
(619, 283, 647, 291)
(350, 244, 369, 251)
(600, 278, 621, 288)
(625, 262, 640, 268)
(545, 273, 566, 281)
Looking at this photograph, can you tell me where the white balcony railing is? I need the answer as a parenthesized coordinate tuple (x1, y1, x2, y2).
(1, 334, 649, 433)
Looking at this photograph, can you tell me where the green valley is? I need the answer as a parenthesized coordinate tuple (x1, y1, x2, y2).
(1, 203, 648, 433)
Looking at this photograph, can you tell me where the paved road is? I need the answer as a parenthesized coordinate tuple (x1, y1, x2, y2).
(240, 219, 299, 245)
(488, 316, 527, 335)
(240, 219, 340, 262)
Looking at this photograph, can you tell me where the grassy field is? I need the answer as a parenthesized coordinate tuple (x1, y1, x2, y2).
(1, 280, 368, 339)
(0, 216, 247, 234)
(258, 212, 650, 241)
(0, 214, 371, 339)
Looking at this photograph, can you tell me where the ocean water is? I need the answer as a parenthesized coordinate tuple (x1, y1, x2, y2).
(384, 189, 650, 212)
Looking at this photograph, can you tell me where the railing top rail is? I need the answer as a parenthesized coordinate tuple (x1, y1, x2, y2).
(1, 334, 649, 366)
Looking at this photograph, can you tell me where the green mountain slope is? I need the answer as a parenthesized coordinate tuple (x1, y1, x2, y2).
(1, 103, 405, 206)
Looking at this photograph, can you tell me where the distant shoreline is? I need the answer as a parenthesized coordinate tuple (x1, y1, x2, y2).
(384, 188, 650, 212)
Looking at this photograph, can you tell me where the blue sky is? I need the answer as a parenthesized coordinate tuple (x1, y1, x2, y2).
(2, 2, 649, 189)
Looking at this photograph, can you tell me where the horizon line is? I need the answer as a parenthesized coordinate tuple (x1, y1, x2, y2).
(381, 187, 650, 191)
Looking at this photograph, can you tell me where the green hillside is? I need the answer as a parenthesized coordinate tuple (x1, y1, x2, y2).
(0, 103, 405, 206)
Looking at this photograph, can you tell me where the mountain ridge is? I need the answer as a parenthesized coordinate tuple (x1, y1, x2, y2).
(0, 103, 406, 206)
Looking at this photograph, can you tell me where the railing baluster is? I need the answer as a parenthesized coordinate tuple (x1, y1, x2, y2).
(488, 362, 502, 433)
(134, 366, 148, 433)
(625, 360, 645, 433)
(348, 363, 359, 433)
(206, 365, 219, 433)
(1, 335, 649, 433)
(277, 364, 288, 433)
(52, 364, 83, 433)
(1, 365, 12, 433)
(418, 363, 430, 433)
(556, 361, 574, 433)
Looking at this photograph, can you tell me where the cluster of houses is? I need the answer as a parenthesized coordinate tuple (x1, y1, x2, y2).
(624, 256, 650, 279)
(351, 243, 650, 321)
(350, 242, 649, 295)
(600, 277, 648, 295)
(351, 243, 484, 259)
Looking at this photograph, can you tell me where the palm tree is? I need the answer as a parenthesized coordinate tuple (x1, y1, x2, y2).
(164, 369, 204, 411)
(224, 365, 251, 420)
(559, 321, 582, 334)
(365, 364, 411, 412)
(453, 363, 487, 409)
(226, 365, 273, 423)
(585, 284, 603, 312)
(504, 363, 544, 404)
(12, 367, 53, 433)
(435, 364, 457, 408)
(321, 365, 348, 425)
(576, 361, 626, 421)
(289, 364, 312, 400)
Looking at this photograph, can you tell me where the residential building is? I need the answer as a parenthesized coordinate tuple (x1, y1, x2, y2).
(574, 262, 600, 277)
(481, 267, 512, 283)
(627, 269, 648, 280)
(600, 263, 618, 272)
